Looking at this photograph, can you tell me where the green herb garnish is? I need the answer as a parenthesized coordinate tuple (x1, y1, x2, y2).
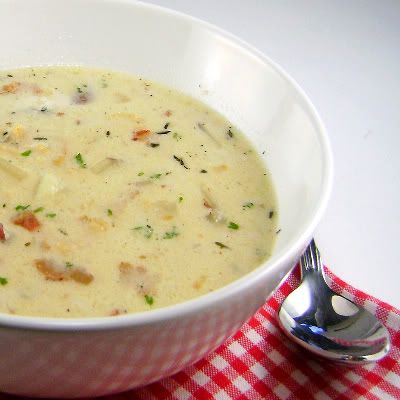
(74, 153, 87, 168)
(178, 196, 184, 203)
(138, 171, 144, 176)
(65, 262, 73, 269)
(21, 150, 32, 157)
(46, 213, 56, 218)
(0, 277, 8, 286)
(107, 209, 113, 216)
(242, 202, 254, 209)
(34, 207, 44, 213)
(133, 225, 154, 239)
(144, 294, 154, 305)
(15, 204, 30, 211)
(228, 221, 239, 230)
(269, 211, 274, 219)
(163, 227, 179, 239)
(150, 173, 162, 179)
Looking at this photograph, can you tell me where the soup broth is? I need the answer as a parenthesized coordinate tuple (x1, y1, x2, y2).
(0, 67, 277, 317)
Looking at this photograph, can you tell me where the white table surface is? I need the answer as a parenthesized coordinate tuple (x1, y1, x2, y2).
(143, 0, 400, 308)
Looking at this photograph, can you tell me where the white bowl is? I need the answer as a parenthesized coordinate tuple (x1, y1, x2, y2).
(0, 0, 333, 397)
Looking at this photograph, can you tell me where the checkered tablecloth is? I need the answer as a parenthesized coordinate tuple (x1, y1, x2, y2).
(122, 265, 400, 400)
(1, 265, 399, 400)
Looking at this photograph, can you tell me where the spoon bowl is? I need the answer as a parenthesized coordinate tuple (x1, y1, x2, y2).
(278, 240, 391, 364)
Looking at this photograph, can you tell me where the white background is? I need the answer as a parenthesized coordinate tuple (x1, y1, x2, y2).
(143, 0, 400, 308)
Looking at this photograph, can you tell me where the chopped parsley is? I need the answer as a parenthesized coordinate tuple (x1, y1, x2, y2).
(133, 225, 154, 239)
(242, 202, 254, 209)
(215, 241, 230, 249)
(46, 213, 56, 218)
(33, 137, 48, 141)
(65, 262, 74, 269)
(173, 155, 189, 169)
(15, 204, 30, 211)
(34, 206, 44, 213)
(74, 153, 87, 168)
(155, 130, 171, 135)
(150, 173, 162, 179)
(178, 196, 184, 203)
(163, 226, 179, 239)
(144, 294, 154, 305)
(227, 128, 234, 138)
(228, 221, 239, 230)
(200, 169, 207, 173)
(269, 210, 274, 219)
(138, 171, 144, 176)
(150, 143, 160, 147)
(0, 277, 8, 286)
(58, 228, 68, 236)
(24, 242, 31, 247)
(20, 150, 32, 157)
(107, 209, 113, 216)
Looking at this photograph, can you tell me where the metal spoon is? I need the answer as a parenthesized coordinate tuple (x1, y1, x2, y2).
(278, 239, 391, 364)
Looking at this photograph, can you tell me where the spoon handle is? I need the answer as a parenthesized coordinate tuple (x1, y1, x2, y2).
(300, 239, 323, 278)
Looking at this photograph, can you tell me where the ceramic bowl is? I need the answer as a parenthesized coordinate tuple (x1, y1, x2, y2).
(0, 0, 333, 397)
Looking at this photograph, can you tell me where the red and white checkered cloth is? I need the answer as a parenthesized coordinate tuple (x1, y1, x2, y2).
(1, 266, 399, 400)
(122, 265, 400, 400)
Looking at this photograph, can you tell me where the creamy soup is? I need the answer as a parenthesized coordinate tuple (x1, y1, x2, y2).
(0, 67, 277, 317)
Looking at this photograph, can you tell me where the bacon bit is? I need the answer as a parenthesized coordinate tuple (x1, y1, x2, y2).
(164, 110, 172, 117)
(74, 93, 91, 104)
(203, 200, 213, 209)
(35, 259, 94, 284)
(35, 259, 65, 281)
(69, 269, 94, 285)
(0, 223, 6, 242)
(132, 129, 151, 141)
(13, 212, 40, 232)
(109, 308, 127, 316)
(1, 82, 21, 94)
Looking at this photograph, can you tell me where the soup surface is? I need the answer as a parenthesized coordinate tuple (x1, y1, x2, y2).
(0, 67, 277, 317)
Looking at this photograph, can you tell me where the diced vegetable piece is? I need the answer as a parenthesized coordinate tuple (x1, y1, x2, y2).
(0, 223, 6, 241)
(132, 129, 151, 141)
(119, 262, 157, 296)
(201, 186, 226, 224)
(0, 157, 27, 180)
(91, 157, 120, 174)
(13, 212, 40, 232)
(35, 173, 64, 199)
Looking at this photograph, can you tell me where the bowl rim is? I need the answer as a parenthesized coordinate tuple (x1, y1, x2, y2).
(0, 0, 333, 331)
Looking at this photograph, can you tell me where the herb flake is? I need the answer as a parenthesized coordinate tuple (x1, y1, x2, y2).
(0, 277, 8, 286)
(15, 204, 30, 211)
(144, 294, 154, 305)
(215, 241, 230, 249)
(74, 153, 87, 168)
(228, 221, 239, 230)
(21, 150, 32, 157)
(163, 227, 179, 239)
